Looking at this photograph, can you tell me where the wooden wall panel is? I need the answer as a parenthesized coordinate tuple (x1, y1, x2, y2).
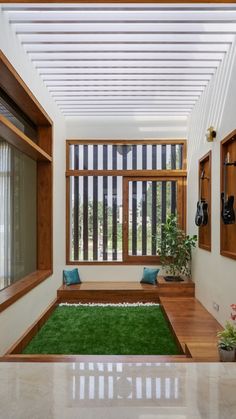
(221, 131, 236, 259)
(198, 151, 212, 251)
(37, 162, 53, 270)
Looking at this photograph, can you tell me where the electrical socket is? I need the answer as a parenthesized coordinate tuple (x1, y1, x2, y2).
(213, 302, 220, 312)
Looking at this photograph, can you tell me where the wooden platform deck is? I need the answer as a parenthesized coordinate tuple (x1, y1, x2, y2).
(2, 281, 222, 362)
(160, 297, 222, 361)
(57, 277, 195, 303)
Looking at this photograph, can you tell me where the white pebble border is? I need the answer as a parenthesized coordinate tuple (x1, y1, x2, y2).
(59, 302, 160, 307)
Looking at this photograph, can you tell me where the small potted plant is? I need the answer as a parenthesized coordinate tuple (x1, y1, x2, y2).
(217, 322, 236, 362)
(158, 215, 197, 281)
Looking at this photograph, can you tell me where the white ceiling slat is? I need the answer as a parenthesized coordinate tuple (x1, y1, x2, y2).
(17, 33, 235, 44)
(44, 80, 208, 86)
(23, 43, 230, 52)
(47, 86, 204, 92)
(3, 4, 235, 118)
(59, 102, 194, 106)
(6, 10, 236, 22)
(34, 60, 220, 68)
(53, 96, 200, 101)
(55, 100, 197, 105)
(28, 52, 225, 61)
(41, 74, 212, 81)
(3, 5, 236, 10)
(12, 22, 236, 34)
(38, 68, 216, 75)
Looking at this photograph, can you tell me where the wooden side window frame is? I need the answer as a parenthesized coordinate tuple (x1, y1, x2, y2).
(0, 51, 53, 313)
(66, 139, 187, 265)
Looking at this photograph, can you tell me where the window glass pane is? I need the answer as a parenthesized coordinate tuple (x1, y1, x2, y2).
(0, 139, 37, 291)
(128, 180, 177, 256)
(70, 176, 123, 261)
(0, 88, 38, 142)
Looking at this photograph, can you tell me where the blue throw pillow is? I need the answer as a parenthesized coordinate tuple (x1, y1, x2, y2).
(140, 267, 160, 285)
(63, 268, 81, 285)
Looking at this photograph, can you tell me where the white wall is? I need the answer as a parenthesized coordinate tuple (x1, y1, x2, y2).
(67, 115, 188, 140)
(66, 115, 188, 283)
(0, 9, 66, 354)
(187, 38, 236, 326)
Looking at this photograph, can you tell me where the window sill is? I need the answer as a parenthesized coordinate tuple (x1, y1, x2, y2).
(66, 260, 161, 265)
(0, 270, 52, 313)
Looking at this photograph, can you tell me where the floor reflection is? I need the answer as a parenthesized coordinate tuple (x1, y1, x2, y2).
(1, 361, 236, 418)
(67, 362, 184, 407)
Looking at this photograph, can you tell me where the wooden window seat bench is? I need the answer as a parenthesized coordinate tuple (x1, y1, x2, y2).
(57, 277, 195, 304)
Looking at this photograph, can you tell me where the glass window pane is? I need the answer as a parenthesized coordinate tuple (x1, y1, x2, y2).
(128, 180, 177, 256)
(0, 89, 38, 143)
(0, 139, 37, 291)
(70, 176, 123, 261)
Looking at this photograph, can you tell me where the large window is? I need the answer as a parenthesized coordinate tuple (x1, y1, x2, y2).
(66, 140, 186, 264)
(0, 139, 37, 291)
(0, 51, 52, 311)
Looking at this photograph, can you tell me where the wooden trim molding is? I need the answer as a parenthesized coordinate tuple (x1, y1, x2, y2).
(67, 139, 187, 145)
(0, 51, 52, 126)
(66, 169, 187, 177)
(0, 115, 52, 161)
(1, 0, 236, 3)
(0, 51, 53, 311)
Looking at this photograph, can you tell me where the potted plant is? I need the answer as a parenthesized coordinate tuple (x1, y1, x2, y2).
(158, 215, 197, 281)
(217, 322, 236, 362)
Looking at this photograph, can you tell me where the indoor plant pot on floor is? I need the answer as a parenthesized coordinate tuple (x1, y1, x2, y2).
(158, 215, 197, 282)
(217, 320, 236, 362)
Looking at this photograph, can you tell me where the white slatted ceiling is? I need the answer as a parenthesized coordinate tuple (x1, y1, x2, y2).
(2, 4, 236, 117)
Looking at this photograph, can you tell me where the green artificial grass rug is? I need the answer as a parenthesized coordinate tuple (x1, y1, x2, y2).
(22, 304, 181, 355)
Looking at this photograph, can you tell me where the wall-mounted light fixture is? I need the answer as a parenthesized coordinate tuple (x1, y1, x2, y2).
(206, 126, 216, 142)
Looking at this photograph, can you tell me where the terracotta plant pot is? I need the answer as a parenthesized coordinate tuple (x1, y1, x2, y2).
(218, 347, 235, 362)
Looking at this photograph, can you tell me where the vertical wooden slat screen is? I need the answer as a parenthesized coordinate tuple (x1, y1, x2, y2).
(103, 145, 108, 260)
(132, 145, 137, 256)
(112, 145, 117, 260)
(93, 145, 98, 260)
(142, 145, 147, 255)
(161, 144, 167, 225)
(73, 144, 79, 260)
(152, 145, 157, 255)
(122, 145, 127, 170)
(171, 144, 177, 214)
(83, 145, 88, 260)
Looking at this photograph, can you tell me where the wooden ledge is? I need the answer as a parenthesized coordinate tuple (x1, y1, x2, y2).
(0, 115, 52, 162)
(58, 281, 158, 291)
(0, 270, 52, 313)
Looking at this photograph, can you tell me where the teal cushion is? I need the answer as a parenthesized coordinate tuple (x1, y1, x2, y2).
(140, 267, 160, 285)
(63, 268, 81, 285)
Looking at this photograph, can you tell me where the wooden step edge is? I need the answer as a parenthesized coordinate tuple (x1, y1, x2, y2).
(0, 353, 190, 363)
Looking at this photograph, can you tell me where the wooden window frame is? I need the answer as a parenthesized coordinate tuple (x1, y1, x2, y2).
(66, 139, 187, 265)
(0, 51, 53, 312)
(123, 176, 186, 264)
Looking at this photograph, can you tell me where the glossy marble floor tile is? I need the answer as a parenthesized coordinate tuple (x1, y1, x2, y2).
(0, 362, 236, 419)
